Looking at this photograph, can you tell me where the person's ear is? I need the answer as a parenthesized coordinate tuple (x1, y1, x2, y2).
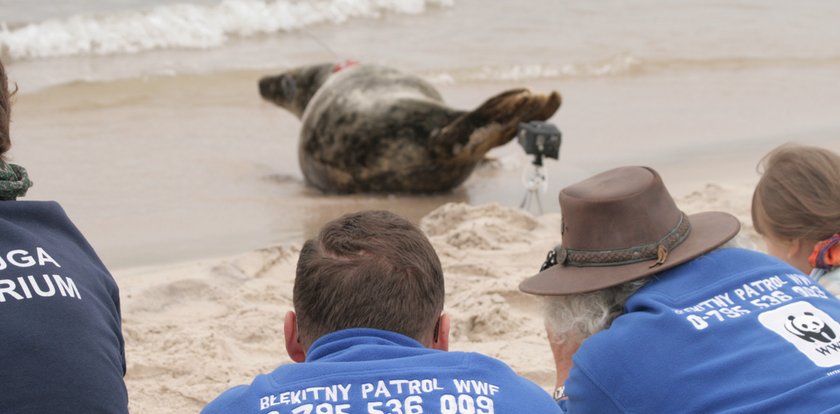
(284, 311, 306, 363)
(431, 314, 450, 351)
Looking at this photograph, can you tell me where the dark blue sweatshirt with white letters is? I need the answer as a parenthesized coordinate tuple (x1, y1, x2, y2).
(0, 201, 128, 413)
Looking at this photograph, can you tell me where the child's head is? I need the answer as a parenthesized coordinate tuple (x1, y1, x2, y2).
(752, 143, 840, 272)
(0, 58, 12, 161)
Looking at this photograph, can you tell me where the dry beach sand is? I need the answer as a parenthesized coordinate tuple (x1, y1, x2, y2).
(118, 183, 761, 413)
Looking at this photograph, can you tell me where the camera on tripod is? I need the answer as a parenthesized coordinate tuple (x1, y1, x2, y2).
(516, 121, 562, 215)
(517, 121, 562, 166)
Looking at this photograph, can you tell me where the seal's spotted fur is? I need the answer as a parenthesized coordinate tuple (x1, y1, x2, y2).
(259, 63, 561, 193)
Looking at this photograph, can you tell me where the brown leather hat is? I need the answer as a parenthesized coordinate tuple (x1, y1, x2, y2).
(519, 166, 740, 295)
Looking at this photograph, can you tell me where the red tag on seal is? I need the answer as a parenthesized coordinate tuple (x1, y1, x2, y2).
(333, 59, 359, 73)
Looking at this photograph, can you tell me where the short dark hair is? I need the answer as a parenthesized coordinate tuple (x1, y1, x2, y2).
(0, 58, 13, 160)
(294, 210, 445, 347)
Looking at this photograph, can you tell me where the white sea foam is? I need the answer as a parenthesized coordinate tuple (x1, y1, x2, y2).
(474, 56, 644, 80)
(419, 54, 840, 85)
(420, 56, 646, 85)
(0, 0, 454, 61)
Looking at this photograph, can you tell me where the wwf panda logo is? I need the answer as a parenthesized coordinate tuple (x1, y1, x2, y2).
(785, 311, 837, 343)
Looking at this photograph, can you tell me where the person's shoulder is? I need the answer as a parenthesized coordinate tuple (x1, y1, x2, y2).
(694, 247, 788, 269)
(201, 384, 251, 414)
(644, 247, 795, 298)
(0, 199, 64, 214)
(202, 371, 279, 414)
(0, 200, 78, 231)
(201, 366, 297, 414)
(457, 351, 532, 377)
(455, 351, 559, 404)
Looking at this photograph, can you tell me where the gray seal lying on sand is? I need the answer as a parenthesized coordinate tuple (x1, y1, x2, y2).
(259, 62, 561, 193)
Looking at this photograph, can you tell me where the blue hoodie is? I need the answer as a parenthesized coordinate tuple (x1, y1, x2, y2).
(203, 328, 561, 414)
(0, 201, 128, 413)
(562, 248, 840, 413)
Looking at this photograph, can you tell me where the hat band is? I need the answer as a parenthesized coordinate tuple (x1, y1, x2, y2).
(541, 212, 691, 270)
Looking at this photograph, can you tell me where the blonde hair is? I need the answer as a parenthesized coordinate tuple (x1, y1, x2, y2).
(752, 143, 840, 241)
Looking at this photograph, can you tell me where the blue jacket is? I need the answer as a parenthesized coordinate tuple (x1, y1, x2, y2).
(203, 328, 561, 413)
(562, 248, 840, 413)
(0, 201, 128, 414)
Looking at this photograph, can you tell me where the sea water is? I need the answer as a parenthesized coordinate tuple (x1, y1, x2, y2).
(2, 0, 839, 90)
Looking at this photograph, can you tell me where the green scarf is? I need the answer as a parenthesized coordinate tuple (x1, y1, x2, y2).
(0, 161, 33, 200)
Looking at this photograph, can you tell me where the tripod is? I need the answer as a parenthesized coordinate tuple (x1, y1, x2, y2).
(520, 154, 547, 215)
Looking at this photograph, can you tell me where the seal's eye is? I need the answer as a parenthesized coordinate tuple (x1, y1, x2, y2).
(281, 76, 296, 97)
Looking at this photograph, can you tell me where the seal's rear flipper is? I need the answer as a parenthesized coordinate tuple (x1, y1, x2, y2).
(434, 89, 561, 161)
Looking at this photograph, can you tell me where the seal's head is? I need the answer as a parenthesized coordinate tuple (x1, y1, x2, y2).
(258, 63, 335, 119)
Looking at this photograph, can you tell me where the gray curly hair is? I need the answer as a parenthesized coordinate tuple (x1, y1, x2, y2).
(543, 279, 647, 344)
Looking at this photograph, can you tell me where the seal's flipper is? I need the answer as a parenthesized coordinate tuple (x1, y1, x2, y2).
(434, 89, 561, 161)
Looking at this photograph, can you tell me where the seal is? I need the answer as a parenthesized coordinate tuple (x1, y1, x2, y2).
(259, 62, 561, 193)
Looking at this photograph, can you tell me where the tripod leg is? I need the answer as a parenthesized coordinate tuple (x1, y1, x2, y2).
(521, 189, 544, 214)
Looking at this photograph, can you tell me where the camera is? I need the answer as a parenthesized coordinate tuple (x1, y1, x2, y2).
(517, 121, 562, 164)
(517, 121, 561, 215)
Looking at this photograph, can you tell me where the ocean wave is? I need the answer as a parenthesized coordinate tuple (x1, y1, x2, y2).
(421, 56, 645, 84)
(421, 55, 840, 84)
(0, 0, 454, 61)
